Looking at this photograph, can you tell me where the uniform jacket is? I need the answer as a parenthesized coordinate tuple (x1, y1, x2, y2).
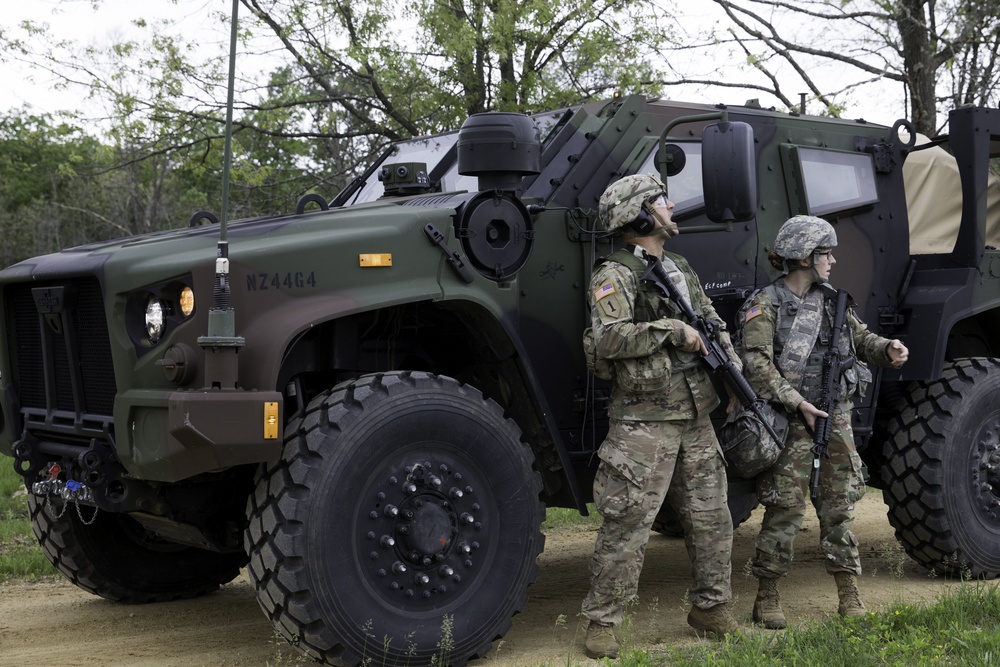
(589, 245, 739, 421)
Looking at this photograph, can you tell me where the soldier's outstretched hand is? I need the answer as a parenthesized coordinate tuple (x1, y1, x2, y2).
(887, 339, 908, 368)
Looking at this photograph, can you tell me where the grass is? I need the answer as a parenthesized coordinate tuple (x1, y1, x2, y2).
(605, 582, 1000, 667)
(543, 503, 602, 531)
(0, 460, 54, 581)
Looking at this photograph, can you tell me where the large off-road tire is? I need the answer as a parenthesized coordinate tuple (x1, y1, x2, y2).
(883, 358, 1000, 578)
(28, 494, 244, 602)
(245, 371, 545, 667)
(652, 480, 758, 537)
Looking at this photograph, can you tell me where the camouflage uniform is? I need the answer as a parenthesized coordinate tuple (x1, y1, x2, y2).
(581, 245, 737, 626)
(741, 279, 897, 577)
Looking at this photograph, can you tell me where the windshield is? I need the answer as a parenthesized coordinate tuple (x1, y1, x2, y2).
(340, 110, 568, 206)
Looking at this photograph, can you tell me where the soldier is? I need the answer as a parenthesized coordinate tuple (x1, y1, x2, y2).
(740, 215, 908, 629)
(580, 174, 742, 659)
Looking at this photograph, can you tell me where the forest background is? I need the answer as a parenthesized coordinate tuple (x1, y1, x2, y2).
(0, 0, 997, 267)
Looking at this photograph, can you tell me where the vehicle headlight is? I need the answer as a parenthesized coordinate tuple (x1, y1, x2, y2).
(145, 297, 165, 344)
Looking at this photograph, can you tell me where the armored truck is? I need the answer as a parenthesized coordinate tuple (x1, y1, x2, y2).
(2, 93, 1000, 665)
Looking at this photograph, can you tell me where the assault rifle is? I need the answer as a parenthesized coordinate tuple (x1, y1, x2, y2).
(640, 256, 782, 447)
(809, 289, 854, 500)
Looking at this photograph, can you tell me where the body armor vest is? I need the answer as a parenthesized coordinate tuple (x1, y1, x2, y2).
(764, 281, 866, 403)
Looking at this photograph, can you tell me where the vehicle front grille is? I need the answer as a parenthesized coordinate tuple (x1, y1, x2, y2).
(5, 278, 117, 418)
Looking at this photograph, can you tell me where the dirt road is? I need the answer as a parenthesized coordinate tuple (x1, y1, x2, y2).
(0, 493, 976, 666)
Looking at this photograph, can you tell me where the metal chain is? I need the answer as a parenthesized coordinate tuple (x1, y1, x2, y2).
(75, 499, 99, 526)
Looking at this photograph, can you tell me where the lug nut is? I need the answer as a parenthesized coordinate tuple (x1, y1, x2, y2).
(381, 535, 396, 548)
(392, 561, 408, 574)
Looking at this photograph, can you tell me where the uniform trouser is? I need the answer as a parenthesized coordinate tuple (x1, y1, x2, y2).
(581, 416, 733, 626)
(752, 409, 867, 578)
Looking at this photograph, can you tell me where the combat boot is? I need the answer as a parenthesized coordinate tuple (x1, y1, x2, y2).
(834, 572, 867, 617)
(752, 576, 787, 629)
(687, 602, 743, 639)
(583, 621, 618, 659)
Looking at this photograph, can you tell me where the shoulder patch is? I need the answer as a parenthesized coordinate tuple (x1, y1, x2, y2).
(744, 304, 763, 323)
(594, 281, 617, 302)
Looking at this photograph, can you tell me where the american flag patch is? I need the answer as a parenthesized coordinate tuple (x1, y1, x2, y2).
(594, 282, 616, 301)
(744, 304, 763, 322)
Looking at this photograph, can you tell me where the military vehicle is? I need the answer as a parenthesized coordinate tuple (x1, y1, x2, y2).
(2, 93, 1000, 665)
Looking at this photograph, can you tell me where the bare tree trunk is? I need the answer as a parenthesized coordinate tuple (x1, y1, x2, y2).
(897, 0, 938, 135)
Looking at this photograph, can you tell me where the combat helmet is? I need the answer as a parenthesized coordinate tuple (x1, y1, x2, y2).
(773, 215, 837, 260)
(598, 174, 665, 232)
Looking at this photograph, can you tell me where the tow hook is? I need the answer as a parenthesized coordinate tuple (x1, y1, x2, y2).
(32, 463, 98, 524)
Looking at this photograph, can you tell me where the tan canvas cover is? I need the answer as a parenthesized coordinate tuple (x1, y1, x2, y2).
(903, 135, 1000, 254)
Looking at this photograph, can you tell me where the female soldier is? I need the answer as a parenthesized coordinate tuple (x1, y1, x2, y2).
(739, 215, 908, 629)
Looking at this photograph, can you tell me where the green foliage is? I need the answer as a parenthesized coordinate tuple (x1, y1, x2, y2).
(657, 583, 1000, 667)
(542, 504, 603, 531)
(0, 0, 676, 260)
(0, 461, 52, 581)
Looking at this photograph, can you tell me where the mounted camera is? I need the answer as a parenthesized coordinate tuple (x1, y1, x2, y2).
(378, 161, 432, 195)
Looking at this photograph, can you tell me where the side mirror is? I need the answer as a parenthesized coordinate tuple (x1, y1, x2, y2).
(702, 121, 756, 223)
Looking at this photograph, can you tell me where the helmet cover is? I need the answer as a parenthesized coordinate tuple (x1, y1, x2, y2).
(773, 215, 838, 260)
(598, 174, 665, 232)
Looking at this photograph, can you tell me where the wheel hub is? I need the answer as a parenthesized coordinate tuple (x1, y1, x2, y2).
(360, 459, 484, 607)
(971, 420, 1000, 524)
(399, 497, 455, 559)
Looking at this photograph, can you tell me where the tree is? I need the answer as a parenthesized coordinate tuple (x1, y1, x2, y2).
(238, 0, 669, 142)
(667, 0, 1000, 135)
(2, 0, 673, 233)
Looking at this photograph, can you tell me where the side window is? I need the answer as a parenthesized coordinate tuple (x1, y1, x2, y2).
(784, 146, 878, 217)
(637, 142, 704, 216)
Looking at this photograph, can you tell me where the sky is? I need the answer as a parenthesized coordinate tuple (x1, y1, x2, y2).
(2, 0, 906, 127)
(3, 0, 221, 115)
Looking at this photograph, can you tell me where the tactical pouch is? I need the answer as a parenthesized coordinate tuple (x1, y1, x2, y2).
(719, 402, 789, 479)
(612, 352, 671, 393)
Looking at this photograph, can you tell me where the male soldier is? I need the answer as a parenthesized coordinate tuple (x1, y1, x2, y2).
(740, 215, 908, 628)
(581, 174, 742, 659)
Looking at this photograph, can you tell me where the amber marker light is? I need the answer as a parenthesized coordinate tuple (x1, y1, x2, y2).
(264, 402, 279, 440)
(179, 286, 195, 317)
(359, 253, 393, 267)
